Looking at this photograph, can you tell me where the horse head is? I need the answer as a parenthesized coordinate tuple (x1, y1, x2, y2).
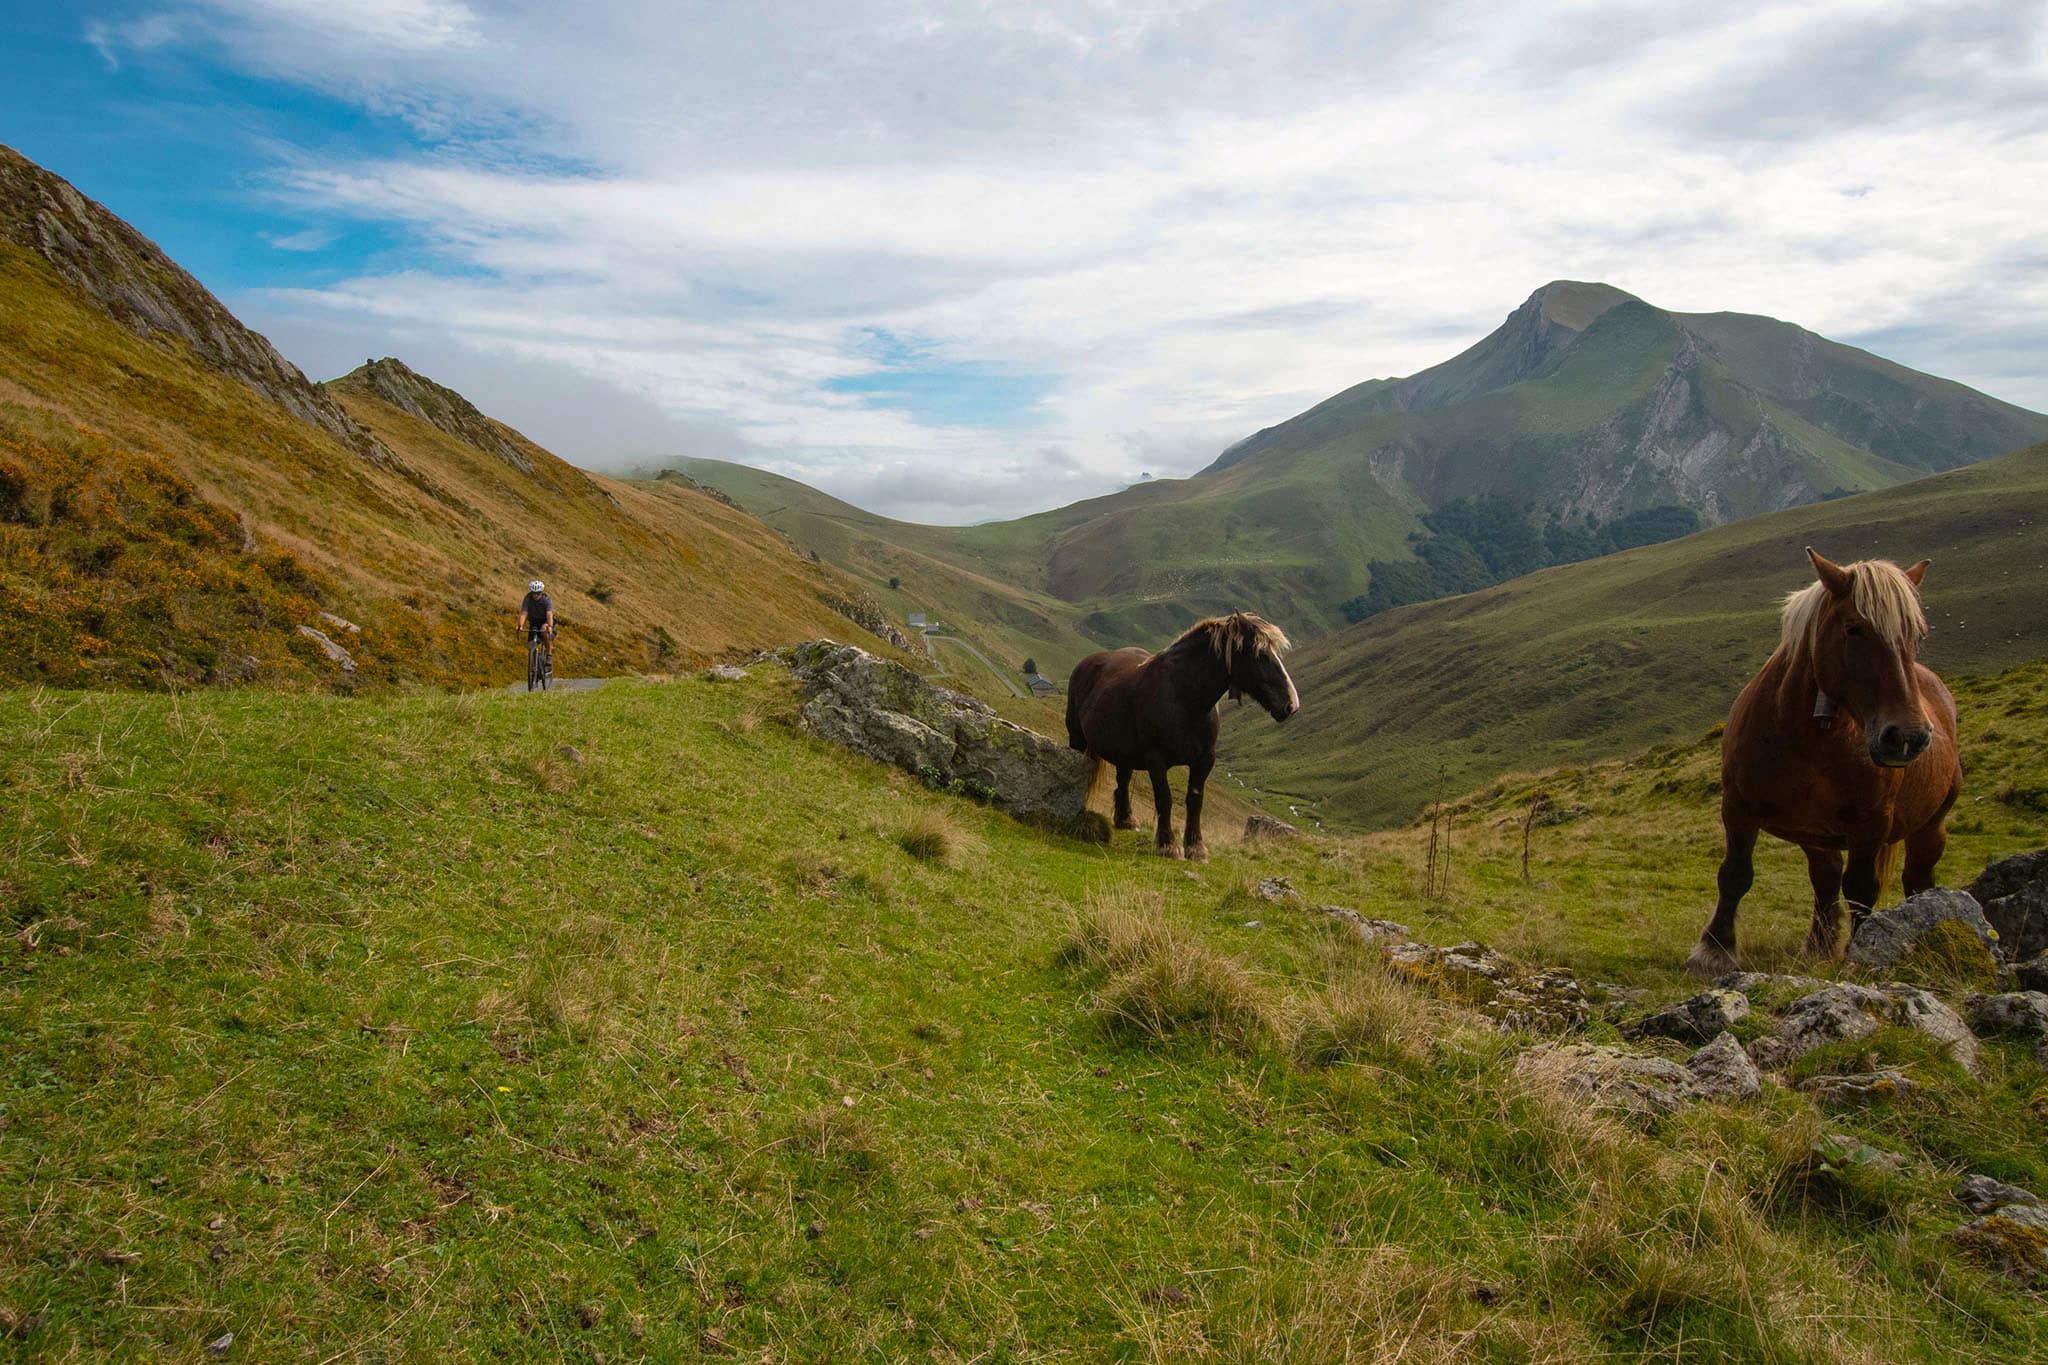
(1792, 548, 1932, 768)
(1214, 613, 1300, 723)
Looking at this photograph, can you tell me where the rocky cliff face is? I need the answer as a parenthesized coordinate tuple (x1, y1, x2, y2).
(0, 144, 393, 464)
(329, 357, 534, 473)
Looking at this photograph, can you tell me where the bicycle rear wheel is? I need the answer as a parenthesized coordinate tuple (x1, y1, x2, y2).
(528, 640, 542, 691)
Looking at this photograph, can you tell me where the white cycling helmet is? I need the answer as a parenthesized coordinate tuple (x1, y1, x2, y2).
(528, 580, 545, 592)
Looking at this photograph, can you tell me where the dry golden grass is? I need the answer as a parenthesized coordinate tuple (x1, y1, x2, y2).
(1062, 887, 1278, 1049)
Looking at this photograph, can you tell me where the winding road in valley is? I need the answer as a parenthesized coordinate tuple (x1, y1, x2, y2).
(926, 633, 1026, 699)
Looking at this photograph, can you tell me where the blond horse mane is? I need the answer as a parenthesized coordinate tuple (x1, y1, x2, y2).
(1779, 558, 1926, 666)
(1171, 612, 1291, 670)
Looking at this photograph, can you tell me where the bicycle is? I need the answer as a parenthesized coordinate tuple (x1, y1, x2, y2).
(522, 627, 554, 692)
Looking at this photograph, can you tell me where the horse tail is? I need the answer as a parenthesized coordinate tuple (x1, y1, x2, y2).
(1084, 754, 1111, 808)
(1872, 840, 1904, 908)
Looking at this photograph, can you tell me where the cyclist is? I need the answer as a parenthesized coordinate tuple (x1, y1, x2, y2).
(517, 579, 555, 675)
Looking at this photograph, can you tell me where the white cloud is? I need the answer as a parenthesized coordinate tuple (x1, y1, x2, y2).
(178, 0, 2048, 520)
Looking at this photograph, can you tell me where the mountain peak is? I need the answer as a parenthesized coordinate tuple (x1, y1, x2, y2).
(328, 357, 535, 474)
(1528, 280, 1639, 331)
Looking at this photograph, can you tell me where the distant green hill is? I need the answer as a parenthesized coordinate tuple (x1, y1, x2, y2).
(1222, 438, 2048, 829)
(686, 282, 2047, 660)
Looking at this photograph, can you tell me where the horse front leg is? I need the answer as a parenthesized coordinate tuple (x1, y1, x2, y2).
(1842, 843, 1884, 930)
(1183, 755, 1214, 863)
(1147, 763, 1180, 858)
(1903, 819, 1947, 897)
(1113, 767, 1139, 831)
(1802, 846, 1846, 959)
(1689, 817, 1757, 977)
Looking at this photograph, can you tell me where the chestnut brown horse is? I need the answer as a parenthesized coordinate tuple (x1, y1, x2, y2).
(1066, 613, 1299, 861)
(1688, 548, 1961, 976)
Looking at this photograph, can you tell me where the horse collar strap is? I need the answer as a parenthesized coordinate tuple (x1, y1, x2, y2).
(1812, 689, 1836, 729)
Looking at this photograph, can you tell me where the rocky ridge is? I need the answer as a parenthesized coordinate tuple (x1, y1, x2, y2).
(0, 143, 392, 464)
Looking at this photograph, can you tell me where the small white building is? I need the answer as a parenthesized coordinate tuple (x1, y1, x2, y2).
(907, 613, 928, 630)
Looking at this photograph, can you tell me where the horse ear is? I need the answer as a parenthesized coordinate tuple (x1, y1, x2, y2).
(1903, 559, 1929, 586)
(1806, 546, 1851, 596)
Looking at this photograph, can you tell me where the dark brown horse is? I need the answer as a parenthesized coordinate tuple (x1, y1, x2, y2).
(1066, 612, 1299, 861)
(1688, 548, 1961, 976)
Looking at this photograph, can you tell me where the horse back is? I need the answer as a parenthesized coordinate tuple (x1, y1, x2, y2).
(1066, 647, 1151, 753)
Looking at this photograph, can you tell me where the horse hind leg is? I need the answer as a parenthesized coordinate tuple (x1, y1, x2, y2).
(1113, 767, 1139, 831)
(1802, 846, 1847, 959)
(1182, 756, 1213, 863)
(1688, 818, 1757, 977)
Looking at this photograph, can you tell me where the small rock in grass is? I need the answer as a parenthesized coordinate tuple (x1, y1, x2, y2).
(1796, 1069, 1920, 1106)
(1964, 990, 2048, 1038)
(1253, 876, 1295, 902)
(1958, 1174, 2042, 1215)
(703, 664, 749, 682)
(1684, 1031, 1761, 1101)
(1140, 1285, 1192, 1306)
(1321, 906, 1410, 945)
(1632, 988, 1750, 1043)
(206, 1333, 233, 1356)
(558, 745, 585, 765)
(1244, 813, 1298, 839)
(1949, 1203, 2048, 1284)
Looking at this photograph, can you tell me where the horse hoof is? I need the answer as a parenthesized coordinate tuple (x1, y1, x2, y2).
(1115, 817, 1141, 831)
(1184, 843, 1209, 863)
(1685, 939, 1738, 979)
(1155, 844, 1183, 860)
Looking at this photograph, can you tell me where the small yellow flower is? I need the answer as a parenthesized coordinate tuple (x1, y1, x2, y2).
(496, 1085, 511, 1093)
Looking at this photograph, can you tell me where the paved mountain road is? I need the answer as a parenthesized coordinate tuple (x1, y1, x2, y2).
(926, 633, 1026, 698)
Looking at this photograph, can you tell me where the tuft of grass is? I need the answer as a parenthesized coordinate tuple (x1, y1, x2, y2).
(896, 808, 960, 864)
(1287, 950, 1438, 1068)
(1062, 889, 1276, 1049)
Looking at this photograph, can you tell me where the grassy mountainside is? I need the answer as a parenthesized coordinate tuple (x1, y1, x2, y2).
(0, 144, 905, 692)
(687, 282, 2046, 657)
(1225, 439, 2048, 829)
(3, 665, 2044, 1358)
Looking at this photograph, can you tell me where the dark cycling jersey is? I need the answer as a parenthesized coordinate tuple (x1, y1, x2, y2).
(521, 591, 553, 628)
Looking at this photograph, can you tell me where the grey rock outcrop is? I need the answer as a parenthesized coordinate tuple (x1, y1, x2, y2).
(788, 640, 1091, 825)
(1949, 1202, 2048, 1283)
(819, 596, 915, 653)
(703, 664, 749, 682)
(1971, 849, 2048, 962)
(1684, 1031, 1761, 1101)
(1321, 907, 1411, 945)
(1964, 990, 2048, 1038)
(295, 625, 358, 673)
(0, 145, 393, 464)
(1244, 813, 1299, 839)
(1253, 877, 1296, 902)
(1387, 941, 1590, 1034)
(1958, 1174, 2040, 1216)
(1631, 988, 1750, 1043)
(1796, 1069, 1921, 1106)
(1515, 1031, 1760, 1114)
(1761, 982, 1977, 1071)
(1845, 888, 1996, 971)
(2014, 952, 2048, 994)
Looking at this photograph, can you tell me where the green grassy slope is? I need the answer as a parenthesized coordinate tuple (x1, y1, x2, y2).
(1226, 439, 2048, 829)
(4, 667, 2044, 1358)
(0, 238, 904, 691)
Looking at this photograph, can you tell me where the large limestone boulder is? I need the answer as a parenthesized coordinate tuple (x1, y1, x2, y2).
(788, 641, 1093, 825)
(1971, 849, 2048, 963)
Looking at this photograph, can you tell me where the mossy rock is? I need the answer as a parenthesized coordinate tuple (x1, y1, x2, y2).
(1891, 918, 2000, 992)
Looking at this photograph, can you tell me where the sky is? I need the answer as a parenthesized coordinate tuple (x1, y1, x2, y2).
(6, 1, 2047, 523)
